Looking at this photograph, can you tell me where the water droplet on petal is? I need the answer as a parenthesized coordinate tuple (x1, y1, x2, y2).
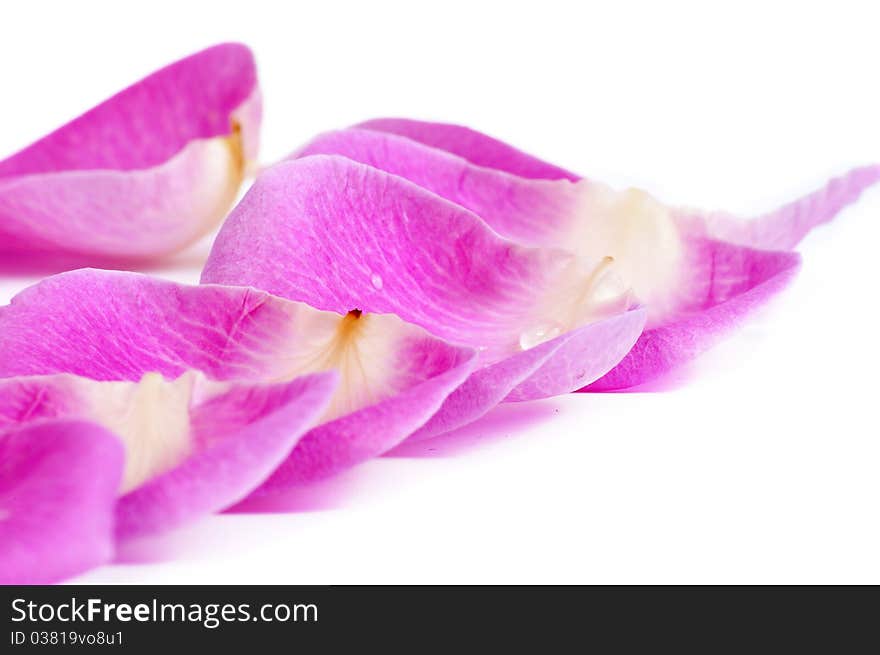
(0, 508, 9, 521)
(519, 323, 563, 350)
(370, 273, 383, 290)
(566, 256, 635, 327)
(589, 264, 628, 304)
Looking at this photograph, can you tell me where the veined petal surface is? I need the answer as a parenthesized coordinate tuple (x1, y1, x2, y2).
(0, 43, 261, 263)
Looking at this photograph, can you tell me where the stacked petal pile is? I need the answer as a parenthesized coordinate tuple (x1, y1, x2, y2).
(1, 44, 876, 583)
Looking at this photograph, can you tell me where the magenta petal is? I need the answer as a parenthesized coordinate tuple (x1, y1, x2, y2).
(316, 120, 876, 390)
(203, 156, 645, 439)
(0, 420, 124, 584)
(116, 372, 337, 539)
(203, 156, 636, 356)
(0, 43, 260, 263)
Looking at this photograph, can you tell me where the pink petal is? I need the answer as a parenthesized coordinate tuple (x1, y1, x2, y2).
(0, 420, 124, 584)
(0, 269, 476, 493)
(304, 121, 877, 389)
(0, 43, 261, 263)
(202, 156, 646, 438)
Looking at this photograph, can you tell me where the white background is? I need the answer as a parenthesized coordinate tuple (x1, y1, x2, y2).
(1, 1, 878, 583)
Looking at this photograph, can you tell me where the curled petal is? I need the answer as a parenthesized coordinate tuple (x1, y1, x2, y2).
(0, 269, 476, 492)
(0, 420, 124, 584)
(202, 156, 646, 436)
(300, 121, 877, 388)
(0, 43, 261, 264)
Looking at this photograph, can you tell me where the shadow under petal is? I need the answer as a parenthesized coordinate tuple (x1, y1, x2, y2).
(114, 519, 213, 564)
(117, 400, 560, 560)
(0, 248, 207, 278)
(385, 398, 562, 458)
(0, 228, 217, 277)
(114, 513, 312, 565)
(222, 466, 369, 515)
(580, 359, 700, 394)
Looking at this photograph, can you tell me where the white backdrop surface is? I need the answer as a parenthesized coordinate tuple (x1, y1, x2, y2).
(1, 1, 877, 584)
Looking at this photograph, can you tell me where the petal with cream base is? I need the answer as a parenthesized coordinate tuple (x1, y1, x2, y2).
(0, 43, 261, 264)
(299, 121, 877, 388)
(202, 156, 647, 438)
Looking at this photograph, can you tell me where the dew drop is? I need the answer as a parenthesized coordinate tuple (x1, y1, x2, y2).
(590, 265, 628, 304)
(370, 273, 383, 290)
(0, 508, 9, 521)
(519, 323, 563, 350)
